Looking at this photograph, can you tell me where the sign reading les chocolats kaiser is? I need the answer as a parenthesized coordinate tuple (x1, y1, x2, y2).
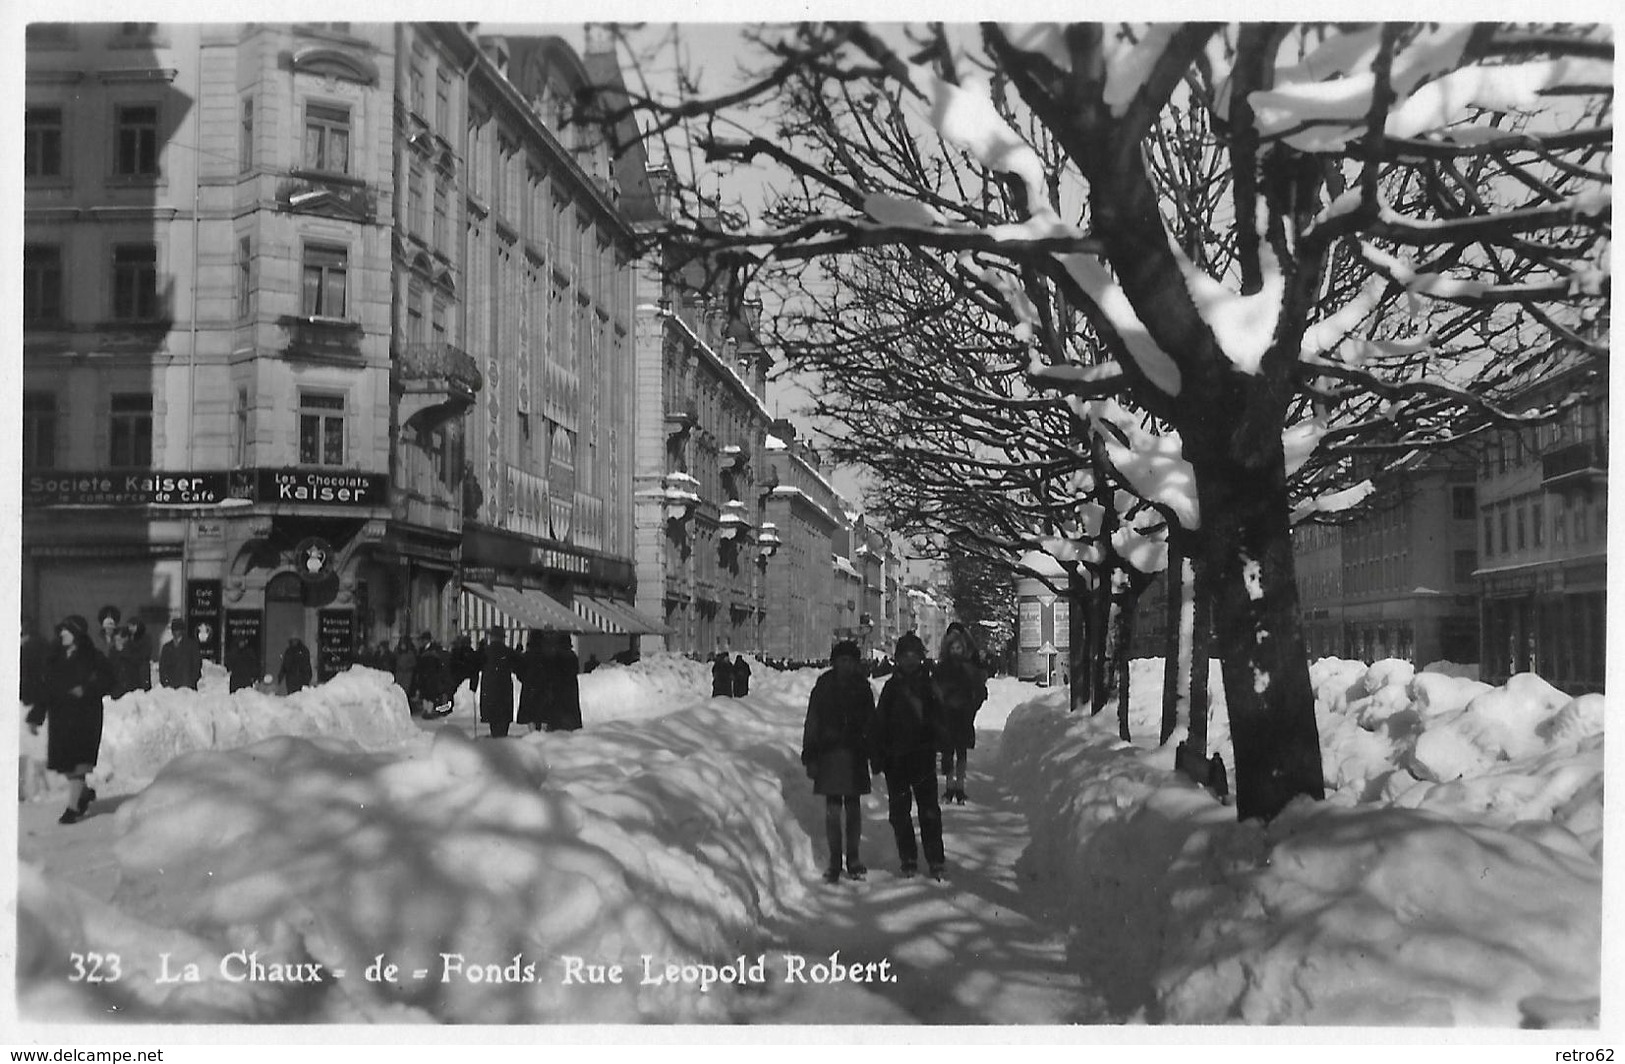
(252, 469, 388, 508)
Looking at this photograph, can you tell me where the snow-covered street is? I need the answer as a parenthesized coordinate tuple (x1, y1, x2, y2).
(14, 654, 1604, 1028)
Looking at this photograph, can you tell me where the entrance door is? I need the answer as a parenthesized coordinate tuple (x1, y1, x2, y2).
(263, 572, 310, 689)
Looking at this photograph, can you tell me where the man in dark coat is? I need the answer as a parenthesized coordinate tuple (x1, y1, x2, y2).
(225, 634, 260, 693)
(801, 639, 875, 882)
(27, 616, 111, 824)
(732, 654, 752, 697)
(515, 629, 550, 731)
(157, 618, 203, 690)
(414, 631, 451, 717)
(277, 636, 313, 695)
(872, 631, 947, 879)
(472, 625, 520, 737)
(711, 651, 734, 697)
(107, 624, 151, 698)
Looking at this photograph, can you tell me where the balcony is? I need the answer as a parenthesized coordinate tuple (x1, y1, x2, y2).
(395, 341, 482, 430)
(280, 315, 363, 362)
(1541, 440, 1607, 497)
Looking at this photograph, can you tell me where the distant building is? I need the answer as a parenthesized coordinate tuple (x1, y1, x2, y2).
(761, 422, 841, 662)
(1474, 359, 1607, 692)
(1292, 521, 1344, 660)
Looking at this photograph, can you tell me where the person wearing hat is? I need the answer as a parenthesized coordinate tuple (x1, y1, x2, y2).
(872, 631, 948, 880)
(158, 617, 203, 690)
(27, 614, 112, 824)
(801, 639, 876, 883)
(472, 624, 520, 737)
(414, 630, 451, 718)
(277, 634, 314, 695)
(934, 622, 989, 804)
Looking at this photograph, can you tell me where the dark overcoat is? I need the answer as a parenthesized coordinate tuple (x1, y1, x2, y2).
(801, 669, 875, 797)
(873, 667, 945, 762)
(28, 642, 111, 773)
(933, 658, 988, 751)
(473, 641, 519, 725)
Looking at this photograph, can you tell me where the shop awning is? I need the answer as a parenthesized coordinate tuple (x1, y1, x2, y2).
(573, 595, 671, 636)
(460, 583, 606, 635)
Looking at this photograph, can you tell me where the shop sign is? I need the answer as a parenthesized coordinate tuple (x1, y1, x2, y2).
(225, 610, 263, 663)
(317, 609, 355, 681)
(1053, 600, 1070, 647)
(238, 469, 389, 507)
(193, 519, 225, 541)
(294, 537, 336, 582)
(25, 470, 230, 507)
(549, 426, 575, 542)
(187, 579, 223, 663)
(530, 546, 591, 577)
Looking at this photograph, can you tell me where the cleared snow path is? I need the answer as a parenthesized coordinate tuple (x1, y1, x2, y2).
(737, 728, 1105, 1024)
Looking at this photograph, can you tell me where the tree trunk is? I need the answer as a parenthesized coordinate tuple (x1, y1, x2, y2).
(1089, 566, 1112, 714)
(1187, 546, 1212, 757)
(1116, 570, 1152, 742)
(1067, 567, 1089, 714)
(1159, 540, 1186, 745)
(1195, 456, 1325, 822)
(1097, 568, 1122, 714)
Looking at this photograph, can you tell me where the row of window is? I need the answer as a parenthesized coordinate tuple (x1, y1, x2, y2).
(1479, 399, 1609, 478)
(25, 240, 352, 325)
(22, 390, 350, 470)
(27, 97, 360, 183)
(25, 103, 159, 180)
(1482, 493, 1606, 558)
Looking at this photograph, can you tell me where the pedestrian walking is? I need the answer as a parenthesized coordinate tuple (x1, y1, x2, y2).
(225, 633, 260, 693)
(277, 635, 313, 695)
(540, 631, 582, 732)
(26, 615, 111, 824)
(157, 618, 203, 690)
(872, 631, 947, 880)
(801, 639, 875, 883)
(934, 623, 989, 804)
(732, 653, 752, 697)
(711, 651, 734, 697)
(515, 629, 549, 732)
(414, 631, 452, 717)
(472, 625, 520, 737)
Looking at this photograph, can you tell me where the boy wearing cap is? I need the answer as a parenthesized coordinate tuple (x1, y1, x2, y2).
(872, 631, 947, 879)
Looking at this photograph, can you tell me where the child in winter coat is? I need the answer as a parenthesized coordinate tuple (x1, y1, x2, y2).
(872, 631, 947, 879)
(934, 622, 989, 804)
(801, 640, 875, 882)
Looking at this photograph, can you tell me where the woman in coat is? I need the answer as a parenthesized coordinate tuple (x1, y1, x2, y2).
(515, 630, 550, 731)
(801, 640, 875, 882)
(26, 616, 111, 824)
(541, 633, 582, 731)
(277, 636, 313, 694)
(934, 622, 989, 804)
(732, 654, 752, 697)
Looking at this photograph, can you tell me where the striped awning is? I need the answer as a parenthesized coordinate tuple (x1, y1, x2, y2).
(460, 583, 606, 635)
(572, 595, 671, 636)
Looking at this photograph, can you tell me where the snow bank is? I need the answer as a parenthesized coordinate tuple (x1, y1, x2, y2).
(1002, 657, 1604, 1026)
(19, 667, 420, 803)
(16, 660, 823, 1023)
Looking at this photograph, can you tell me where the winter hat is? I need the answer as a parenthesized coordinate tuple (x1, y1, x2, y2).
(830, 639, 861, 662)
(894, 632, 926, 659)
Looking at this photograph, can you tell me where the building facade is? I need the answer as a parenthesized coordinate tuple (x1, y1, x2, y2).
(24, 22, 401, 680)
(22, 22, 659, 679)
(1474, 361, 1607, 692)
(761, 422, 841, 662)
(630, 180, 777, 656)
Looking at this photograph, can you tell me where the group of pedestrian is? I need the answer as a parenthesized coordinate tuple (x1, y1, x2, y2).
(711, 651, 752, 697)
(800, 621, 989, 884)
(465, 625, 583, 738)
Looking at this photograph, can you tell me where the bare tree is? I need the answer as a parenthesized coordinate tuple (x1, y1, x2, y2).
(604, 22, 1611, 821)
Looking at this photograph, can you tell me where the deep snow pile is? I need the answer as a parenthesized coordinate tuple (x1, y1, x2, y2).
(19, 666, 420, 803)
(15, 659, 820, 1023)
(1002, 657, 1603, 1026)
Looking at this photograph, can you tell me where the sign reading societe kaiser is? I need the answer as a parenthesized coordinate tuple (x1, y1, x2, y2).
(25, 471, 230, 507)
